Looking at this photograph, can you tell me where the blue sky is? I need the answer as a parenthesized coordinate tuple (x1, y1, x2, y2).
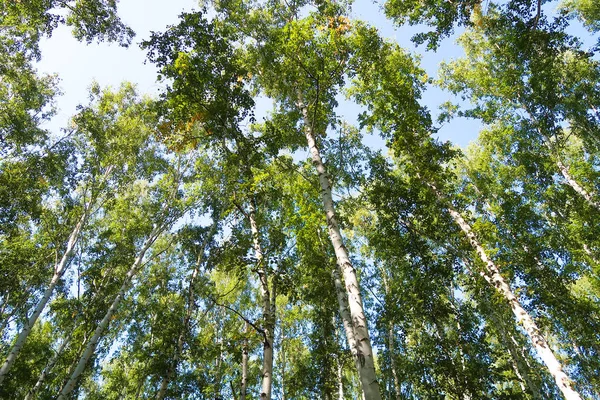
(38, 0, 197, 129)
(37, 0, 486, 149)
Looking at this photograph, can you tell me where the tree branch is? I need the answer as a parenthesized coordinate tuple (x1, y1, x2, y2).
(209, 297, 268, 344)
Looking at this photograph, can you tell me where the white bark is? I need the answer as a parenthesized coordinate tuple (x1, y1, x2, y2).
(298, 93, 381, 400)
(486, 296, 543, 399)
(247, 200, 274, 400)
(24, 330, 73, 400)
(332, 266, 359, 366)
(447, 298, 472, 400)
(511, 354, 530, 395)
(0, 208, 89, 385)
(555, 159, 600, 211)
(519, 100, 600, 211)
(381, 274, 401, 400)
(240, 321, 248, 400)
(387, 324, 402, 400)
(337, 354, 345, 400)
(214, 322, 224, 400)
(155, 370, 171, 400)
(155, 221, 217, 400)
(57, 228, 162, 400)
(280, 330, 287, 400)
(509, 331, 543, 399)
(447, 206, 582, 400)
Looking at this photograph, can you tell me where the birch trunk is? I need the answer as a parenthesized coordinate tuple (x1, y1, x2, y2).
(281, 333, 286, 400)
(520, 101, 600, 212)
(337, 354, 345, 400)
(0, 207, 89, 385)
(155, 369, 171, 400)
(446, 205, 582, 400)
(240, 321, 248, 400)
(247, 199, 274, 400)
(387, 325, 402, 400)
(0, 293, 10, 333)
(332, 266, 360, 366)
(555, 158, 600, 211)
(24, 330, 73, 400)
(446, 295, 472, 400)
(214, 307, 224, 400)
(56, 329, 92, 396)
(214, 338, 223, 400)
(57, 228, 162, 400)
(496, 314, 542, 400)
(155, 221, 217, 400)
(298, 93, 381, 400)
(381, 273, 401, 400)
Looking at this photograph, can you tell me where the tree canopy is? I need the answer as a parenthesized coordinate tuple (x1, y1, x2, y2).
(1, 0, 599, 399)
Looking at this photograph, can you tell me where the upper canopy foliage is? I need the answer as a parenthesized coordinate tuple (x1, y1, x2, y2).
(1, 0, 599, 399)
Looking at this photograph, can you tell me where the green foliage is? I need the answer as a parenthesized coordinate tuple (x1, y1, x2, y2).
(561, 0, 600, 32)
(384, 0, 480, 49)
(2, 0, 600, 399)
(0, 0, 133, 58)
(142, 11, 255, 151)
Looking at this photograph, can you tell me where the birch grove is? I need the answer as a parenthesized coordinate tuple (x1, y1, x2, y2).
(2, 0, 600, 398)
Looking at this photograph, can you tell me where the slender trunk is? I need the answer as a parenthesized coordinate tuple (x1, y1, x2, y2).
(520, 101, 600, 211)
(34, 274, 114, 398)
(456, 330, 470, 399)
(0, 292, 9, 328)
(511, 352, 530, 395)
(240, 321, 248, 400)
(337, 354, 345, 400)
(247, 199, 274, 400)
(24, 330, 74, 400)
(488, 309, 543, 400)
(508, 330, 544, 400)
(463, 257, 541, 398)
(155, 221, 217, 400)
(56, 329, 92, 395)
(297, 93, 381, 400)
(332, 265, 359, 364)
(57, 228, 162, 400)
(381, 273, 401, 400)
(555, 159, 600, 210)
(155, 369, 171, 400)
(446, 205, 582, 400)
(0, 310, 17, 338)
(215, 309, 224, 400)
(0, 208, 89, 385)
(214, 345, 223, 399)
(387, 325, 402, 400)
(429, 316, 469, 400)
(281, 332, 286, 400)
(333, 260, 367, 396)
(446, 295, 472, 400)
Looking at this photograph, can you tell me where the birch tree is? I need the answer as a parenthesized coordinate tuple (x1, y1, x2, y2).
(0, 83, 161, 387)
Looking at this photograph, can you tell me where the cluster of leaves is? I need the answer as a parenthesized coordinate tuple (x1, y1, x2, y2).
(1, 0, 600, 399)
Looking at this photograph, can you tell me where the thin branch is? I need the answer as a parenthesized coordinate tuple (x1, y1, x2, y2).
(273, 157, 319, 190)
(232, 199, 250, 220)
(214, 277, 244, 300)
(209, 297, 268, 344)
(532, 0, 541, 29)
(365, 283, 385, 307)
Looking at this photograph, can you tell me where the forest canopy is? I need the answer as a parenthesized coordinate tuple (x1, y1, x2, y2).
(1, 0, 599, 399)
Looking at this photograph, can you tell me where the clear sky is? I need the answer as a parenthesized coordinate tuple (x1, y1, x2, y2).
(37, 0, 483, 149)
(38, 0, 198, 129)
